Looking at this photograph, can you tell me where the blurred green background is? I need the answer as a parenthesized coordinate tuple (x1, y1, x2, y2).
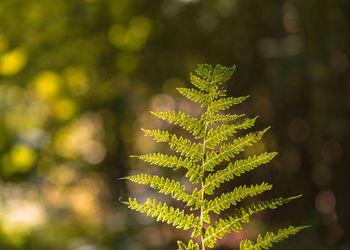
(0, 0, 349, 249)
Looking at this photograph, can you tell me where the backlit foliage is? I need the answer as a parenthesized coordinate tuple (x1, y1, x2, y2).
(123, 64, 309, 249)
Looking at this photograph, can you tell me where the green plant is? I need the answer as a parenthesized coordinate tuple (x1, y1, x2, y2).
(122, 64, 310, 249)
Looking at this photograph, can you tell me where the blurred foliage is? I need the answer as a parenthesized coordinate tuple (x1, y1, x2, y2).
(0, 0, 349, 249)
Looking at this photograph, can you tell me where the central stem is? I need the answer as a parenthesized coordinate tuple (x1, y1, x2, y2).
(200, 105, 210, 250)
(200, 128, 207, 250)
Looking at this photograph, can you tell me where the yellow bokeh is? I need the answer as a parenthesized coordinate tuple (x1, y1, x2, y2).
(53, 98, 77, 121)
(0, 48, 27, 75)
(53, 114, 104, 164)
(33, 71, 61, 99)
(127, 16, 152, 50)
(108, 16, 152, 51)
(54, 126, 80, 159)
(64, 67, 89, 96)
(108, 25, 126, 47)
(10, 144, 37, 172)
(0, 199, 46, 247)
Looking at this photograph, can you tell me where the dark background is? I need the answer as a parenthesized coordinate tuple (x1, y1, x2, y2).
(0, 0, 349, 249)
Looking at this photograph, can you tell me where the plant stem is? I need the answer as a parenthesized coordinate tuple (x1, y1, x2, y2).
(200, 105, 210, 250)
(200, 130, 207, 250)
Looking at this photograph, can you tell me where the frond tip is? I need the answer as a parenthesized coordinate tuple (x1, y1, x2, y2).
(240, 225, 311, 250)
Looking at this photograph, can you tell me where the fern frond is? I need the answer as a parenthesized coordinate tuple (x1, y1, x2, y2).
(209, 95, 249, 113)
(203, 196, 301, 248)
(206, 182, 273, 214)
(151, 110, 205, 138)
(142, 129, 203, 161)
(192, 64, 236, 88)
(204, 152, 278, 195)
(123, 174, 192, 202)
(240, 225, 311, 250)
(177, 240, 200, 250)
(195, 64, 214, 80)
(212, 64, 236, 85)
(132, 153, 203, 183)
(204, 128, 270, 171)
(132, 153, 196, 170)
(177, 88, 210, 107)
(124, 64, 308, 249)
(202, 113, 246, 126)
(185, 164, 204, 184)
(124, 198, 200, 231)
(206, 117, 258, 149)
(190, 73, 212, 92)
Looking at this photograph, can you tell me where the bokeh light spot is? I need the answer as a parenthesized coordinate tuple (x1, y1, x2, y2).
(53, 98, 77, 121)
(48, 164, 76, 186)
(150, 94, 175, 113)
(54, 114, 105, 164)
(127, 16, 152, 50)
(162, 78, 185, 95)
(0, 48, 27, 75)
(0, 199, 46, 246)
(315, 190, 336, 214)
(109, 16, 152, 51)
(33, 71, 61, 99)
(82, 141, 106, 165)
(65, 67, 89, 96)
(10, 144, 37, 172)
(108, 25, 127, 48)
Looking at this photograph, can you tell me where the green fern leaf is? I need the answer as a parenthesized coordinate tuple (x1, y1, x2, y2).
(132, 153, 196, 170)
(202, 113, 246, 126)
(203, 196, 302, 248)
(177, 88, 210, 107)
(209, 95, 249, 113)
(132, 153, 202, 183)
(123, 64, 308, 249)
(177, 240, 200, 250)
(206, 116, 258, 149)
(204, 128, 270, 171)
(206, 182, 273, 214)
(151, 110, 205, 138)
(124, 174, 202, 209)
(240, 225, 311, 250)
(124, 198, 200, 231)
(190, 73, 213, 92)
(195, 64, 214, 81)
(204, 152, 278, 194)
(122, 174, 191, 202)
(212, 64, 236, 85)
(142, 129, 203, 161)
